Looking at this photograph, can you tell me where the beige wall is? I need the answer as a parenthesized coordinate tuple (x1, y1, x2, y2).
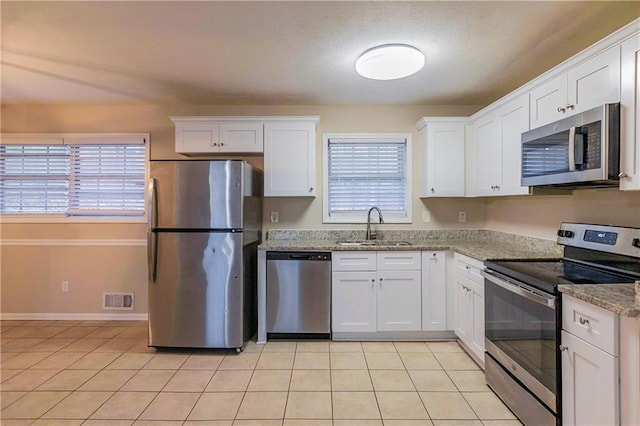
(485, 189, 640, 241)
(2, 103, 639, 315)
(0, 102, 483, 316)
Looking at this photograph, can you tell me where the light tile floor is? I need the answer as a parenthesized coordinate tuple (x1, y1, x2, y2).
(0, 320, 522, 425)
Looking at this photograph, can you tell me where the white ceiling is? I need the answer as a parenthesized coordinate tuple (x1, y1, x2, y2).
(1, 1, 638, 106)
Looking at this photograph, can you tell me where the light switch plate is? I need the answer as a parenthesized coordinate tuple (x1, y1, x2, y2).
(422, 210, 431, 223)
(270, 211, 279, 223)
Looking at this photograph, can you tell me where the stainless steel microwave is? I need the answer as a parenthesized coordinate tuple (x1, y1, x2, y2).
(521, 103, 620, 187)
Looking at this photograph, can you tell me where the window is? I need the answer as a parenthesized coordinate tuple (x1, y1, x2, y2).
(0, 134, 147, 220)
(323, 133, 412, 223)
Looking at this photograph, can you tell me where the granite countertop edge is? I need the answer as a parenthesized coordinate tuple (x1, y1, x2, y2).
(558, 284, 640, 318)
(258, 238, 559, 261)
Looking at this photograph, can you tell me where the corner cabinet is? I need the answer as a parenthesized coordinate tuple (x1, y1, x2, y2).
(469, 94, 530, 197)
(620, 34, 640, 190)
(264, 119, 318, 197)
(417, 118, 467, 197)
(172, 117, 264, 154)
(529, 46, 621, 129)
(454, 253, 484, 365)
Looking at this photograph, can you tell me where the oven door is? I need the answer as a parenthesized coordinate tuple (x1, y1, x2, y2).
(483, 270, 559, 413)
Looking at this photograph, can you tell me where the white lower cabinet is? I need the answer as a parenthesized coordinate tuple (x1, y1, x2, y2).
(561, 294, 619, 426)
(332, 250, 446, 334)
(422, 251, 447, 331)
(331, 271, 377, 332)
(454, 253, 484, 364)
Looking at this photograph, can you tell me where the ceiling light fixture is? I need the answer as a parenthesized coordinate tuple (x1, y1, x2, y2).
(355, 44, 425, 80)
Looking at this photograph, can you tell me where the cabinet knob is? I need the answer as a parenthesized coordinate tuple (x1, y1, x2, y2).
(578, 317, 590, 326)
(496, 185, 500, 191)
(220, 143, 224, 146)
(371, 279, 375, 283)
(559, 345, 569, 352)
(309, 187, 314, 192)
(430, 187, 435, 192)
(557, 106, 566, 113)
(618, 172, 629, 178)
(213, 143, 218, 147)
(567, 104, 575, 110)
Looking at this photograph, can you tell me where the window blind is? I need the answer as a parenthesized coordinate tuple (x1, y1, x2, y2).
(0, 139, 146, 217)
(327, 139, 407, 217)
(0, 145, 70, 213)
(68, 144, 146, 215)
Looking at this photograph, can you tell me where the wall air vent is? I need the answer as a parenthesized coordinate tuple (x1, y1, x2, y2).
(103, 292, 134, 310)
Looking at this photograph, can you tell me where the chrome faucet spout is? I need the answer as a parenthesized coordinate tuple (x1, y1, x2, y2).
(366, 207, 384, 240)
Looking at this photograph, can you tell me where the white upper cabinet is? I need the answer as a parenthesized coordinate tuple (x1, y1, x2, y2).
(264, 120, 318, 197)
(418, 119, 466, 197)
(172, 118, 264, 154)
(219, 122, 263, 153)
(530, 46, 621, 129)
(497, 95, 530, 195)
(620, 34, 640, 190)
(469, 94, 529, 197)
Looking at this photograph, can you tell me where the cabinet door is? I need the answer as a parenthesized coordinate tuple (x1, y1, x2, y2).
(422, 251, 446, 331)
(498, 95, 530, 196)
(219, 122, 263, 153)
(376, 270, 422, 331)
(422, 122, 466, 197)
(264, 122, 316, 196)
(332, 271, 376, 332)
(470, 279, 485, 362)
(530, 74, 567, 128)
(561, 331, 618, 426)
(455, 273, 472, 345)
(620, 34, 640, 191)
(567, 46, 621, 116)
(175, 122, 220, 153)
(473, 113, 501, 196)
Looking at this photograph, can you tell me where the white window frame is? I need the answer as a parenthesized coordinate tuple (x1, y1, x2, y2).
(322, 133, 413, 224)
(0, 133, 149, 224)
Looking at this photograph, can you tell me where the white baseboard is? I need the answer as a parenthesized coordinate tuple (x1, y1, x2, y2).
(0, 312, 148, 321)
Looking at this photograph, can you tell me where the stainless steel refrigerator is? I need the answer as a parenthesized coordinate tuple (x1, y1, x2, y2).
(147, 160, 262, 350)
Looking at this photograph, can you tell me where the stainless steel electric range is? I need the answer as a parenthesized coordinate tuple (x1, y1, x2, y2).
(482, 223, 640, 426)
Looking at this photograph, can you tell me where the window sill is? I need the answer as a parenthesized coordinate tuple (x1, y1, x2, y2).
(0, 215, 147, 224)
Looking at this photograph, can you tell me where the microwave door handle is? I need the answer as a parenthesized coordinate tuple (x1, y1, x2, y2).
(568, 126, 576, 171)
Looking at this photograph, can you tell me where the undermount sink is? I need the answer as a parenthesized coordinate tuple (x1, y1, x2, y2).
(336, 240, 412, 247)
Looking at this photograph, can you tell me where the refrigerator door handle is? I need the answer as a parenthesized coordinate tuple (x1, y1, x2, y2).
(147, 177, 158, 282)
(147, 177, 158, 230)
(147, 231, 158, 282)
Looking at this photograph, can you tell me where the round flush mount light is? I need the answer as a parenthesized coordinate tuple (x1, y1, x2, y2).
(355, 44, 425, 80)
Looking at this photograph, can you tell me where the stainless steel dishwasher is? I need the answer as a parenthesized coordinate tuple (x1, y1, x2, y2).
(266, 251, 331, 336)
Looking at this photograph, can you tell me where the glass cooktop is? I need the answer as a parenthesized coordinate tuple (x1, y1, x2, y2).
(485, 258, 637, 294)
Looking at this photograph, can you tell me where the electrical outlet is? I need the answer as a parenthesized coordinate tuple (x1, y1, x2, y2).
(458, 211, 467, 223)
(270, 211, 279, 223)
(422, 210, 431, 223)
(62, 281, 69, 292)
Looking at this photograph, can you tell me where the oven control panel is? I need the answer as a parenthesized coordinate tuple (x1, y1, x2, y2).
(557, 222, 640, 258)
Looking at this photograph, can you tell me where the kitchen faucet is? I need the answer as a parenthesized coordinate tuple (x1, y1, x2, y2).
(366, 206, 384, 240)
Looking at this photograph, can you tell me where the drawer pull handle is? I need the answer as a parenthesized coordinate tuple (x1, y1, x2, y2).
(559, 345, 569, 352)
(578, 317, 590, 326)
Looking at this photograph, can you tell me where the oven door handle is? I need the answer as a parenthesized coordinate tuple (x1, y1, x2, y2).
(482, 270, 556, 308)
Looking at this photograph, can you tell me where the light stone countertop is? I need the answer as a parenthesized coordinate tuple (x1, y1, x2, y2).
(258, 229, 562, 261)
(558, 284, 640, 318)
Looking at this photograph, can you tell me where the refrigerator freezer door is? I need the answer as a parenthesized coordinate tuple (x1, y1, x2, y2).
(148, 231, 244, 348)
(150, 160, 244, 230)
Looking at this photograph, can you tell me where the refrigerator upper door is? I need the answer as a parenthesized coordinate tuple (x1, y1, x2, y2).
(150, 160, 244, 230)
(148, 231, 244, 348)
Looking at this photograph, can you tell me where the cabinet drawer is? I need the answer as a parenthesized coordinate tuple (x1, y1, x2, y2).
(377, 251, 421, 271)
(332, 251, 376, 271)
(562, 295, 618, 355)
